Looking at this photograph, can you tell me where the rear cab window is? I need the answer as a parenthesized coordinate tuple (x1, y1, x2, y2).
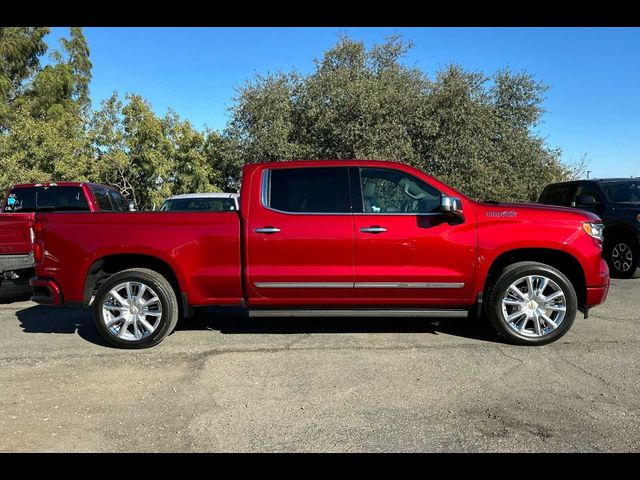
(161, 197, 237, 211)
(3, 186, 90, 212)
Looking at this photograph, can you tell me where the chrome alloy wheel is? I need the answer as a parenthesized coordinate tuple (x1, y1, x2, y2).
(101, 281, 163, 341)
(612, 243, 633, 272)
(501, 275, 567, 338)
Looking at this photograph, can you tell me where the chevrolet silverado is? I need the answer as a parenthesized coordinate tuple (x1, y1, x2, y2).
(30, 160, 610, 348)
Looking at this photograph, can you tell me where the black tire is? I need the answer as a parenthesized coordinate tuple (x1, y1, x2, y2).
(604, 234, 639, 279)
(486, 261, 578, 346)
(93, 268, 179, 349)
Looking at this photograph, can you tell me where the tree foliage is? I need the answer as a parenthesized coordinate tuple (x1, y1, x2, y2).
(1, 30, 586, 206)
(90, 93, 223, 209)
(226, 35, 581, 202)
(0, 27, 49, 129)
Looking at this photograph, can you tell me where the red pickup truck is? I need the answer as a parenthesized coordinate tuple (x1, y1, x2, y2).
(0, 182, 132, 287)
(30, 160, 610, 348)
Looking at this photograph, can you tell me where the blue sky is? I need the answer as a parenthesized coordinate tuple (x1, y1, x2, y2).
(47, 27, 640, 178)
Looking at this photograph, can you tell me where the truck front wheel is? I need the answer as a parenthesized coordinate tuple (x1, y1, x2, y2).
(93, 268, 179, 349)
(486, 262, 577, 346)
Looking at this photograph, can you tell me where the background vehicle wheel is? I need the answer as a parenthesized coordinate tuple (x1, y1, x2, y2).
(486, 261, 577, 346)
(93, 268, 179, 349)
(604, 234, 639, 278)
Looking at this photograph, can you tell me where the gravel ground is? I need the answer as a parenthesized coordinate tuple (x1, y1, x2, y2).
(0, 276, 638, 452)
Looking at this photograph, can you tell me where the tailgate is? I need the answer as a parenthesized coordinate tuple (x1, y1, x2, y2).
(0, 213, 35, 255)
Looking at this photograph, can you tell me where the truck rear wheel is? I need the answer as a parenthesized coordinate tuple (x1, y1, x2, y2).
(93, 268, 179, 349)
(486, 262, 577, 346)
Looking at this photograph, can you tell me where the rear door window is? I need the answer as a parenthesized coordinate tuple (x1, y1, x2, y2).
(539, 184, 574, 206)
(572, 183, 604, 207)
(3, 186, 90, 212)
(267, 167, 351, 213)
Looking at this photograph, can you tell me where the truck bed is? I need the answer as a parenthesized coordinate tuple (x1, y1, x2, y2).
(33, 211, 243, 306)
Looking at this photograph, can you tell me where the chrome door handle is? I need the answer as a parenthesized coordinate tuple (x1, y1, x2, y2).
(360, 226, 387, 234)
(254, 226, 281, 234)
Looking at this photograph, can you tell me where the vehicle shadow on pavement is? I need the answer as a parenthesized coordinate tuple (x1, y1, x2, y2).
(0, 284, 32, 304)
(15, 305, 112, 347)
(176, 307, 504, 343)
(14, 305, 503, 346)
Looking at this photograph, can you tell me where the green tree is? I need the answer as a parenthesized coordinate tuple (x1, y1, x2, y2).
(91, 93, 173, 209)
(165, 111, 219, 195)
(226, 35, 578, 202)
(90, 92, 226, 209)
(60, 27, 92, 113)
(0, 103, 92, 188)
(0, 27, 49, 129)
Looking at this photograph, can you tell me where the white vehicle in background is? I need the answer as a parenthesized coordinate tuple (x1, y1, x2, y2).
(159, 193, 240, 212)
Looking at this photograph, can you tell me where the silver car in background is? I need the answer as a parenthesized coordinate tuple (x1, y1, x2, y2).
(159, 193, 240, 212)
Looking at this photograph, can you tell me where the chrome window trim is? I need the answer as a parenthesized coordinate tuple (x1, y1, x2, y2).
(260, 166, 446, 217)
(250, 309, 468, 318)
(254, 282, 465, 289)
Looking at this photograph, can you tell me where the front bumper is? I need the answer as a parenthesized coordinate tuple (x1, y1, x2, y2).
(29, 277, 63, 305)
(586, 284, 609, 307)
(585, 258, 610, 307)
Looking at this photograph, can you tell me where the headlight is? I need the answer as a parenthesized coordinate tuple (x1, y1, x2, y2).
(583, 222, 605, 242)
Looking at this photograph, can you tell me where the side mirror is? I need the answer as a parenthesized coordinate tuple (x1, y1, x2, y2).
(128, 200, 137, 212)
(440, 196, 463, 216)
(575, 195, 596, 207)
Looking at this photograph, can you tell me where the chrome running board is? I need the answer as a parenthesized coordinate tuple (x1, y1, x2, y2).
(249, 309, 468, 318)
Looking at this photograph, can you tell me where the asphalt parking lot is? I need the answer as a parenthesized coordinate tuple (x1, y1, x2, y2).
(0, 276, 638, 452)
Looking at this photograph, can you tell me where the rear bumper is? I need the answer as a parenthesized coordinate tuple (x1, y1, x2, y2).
(29, 277, 63, 305)
(0, 253, 34, 275)
(585, 259, 610, 307)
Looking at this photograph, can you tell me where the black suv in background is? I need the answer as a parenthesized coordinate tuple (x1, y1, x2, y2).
(539, 178, 640, 278)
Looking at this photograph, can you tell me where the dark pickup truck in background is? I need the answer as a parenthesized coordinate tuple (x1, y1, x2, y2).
(539, 178, 640, 278)
(0, 182, 133, 287)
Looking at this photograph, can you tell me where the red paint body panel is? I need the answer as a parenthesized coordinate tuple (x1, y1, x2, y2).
(33, 160, 610, 313)
(34, 212, 242, 305)
(0, 212, 35, 255)
(0, 182, 115, 259)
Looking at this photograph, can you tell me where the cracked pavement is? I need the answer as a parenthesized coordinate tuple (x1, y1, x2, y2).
(0, 276, 639, 452)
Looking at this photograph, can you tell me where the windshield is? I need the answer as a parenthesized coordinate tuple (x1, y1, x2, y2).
(600, 182, 640, 204)
(160, 197, 237, 211)
(3, 186, 90, 212)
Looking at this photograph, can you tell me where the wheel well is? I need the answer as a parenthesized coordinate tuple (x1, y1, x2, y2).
(604, 226, 639, 250)
(484, 248, 586, 307)
(84, 254, 182, 308)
